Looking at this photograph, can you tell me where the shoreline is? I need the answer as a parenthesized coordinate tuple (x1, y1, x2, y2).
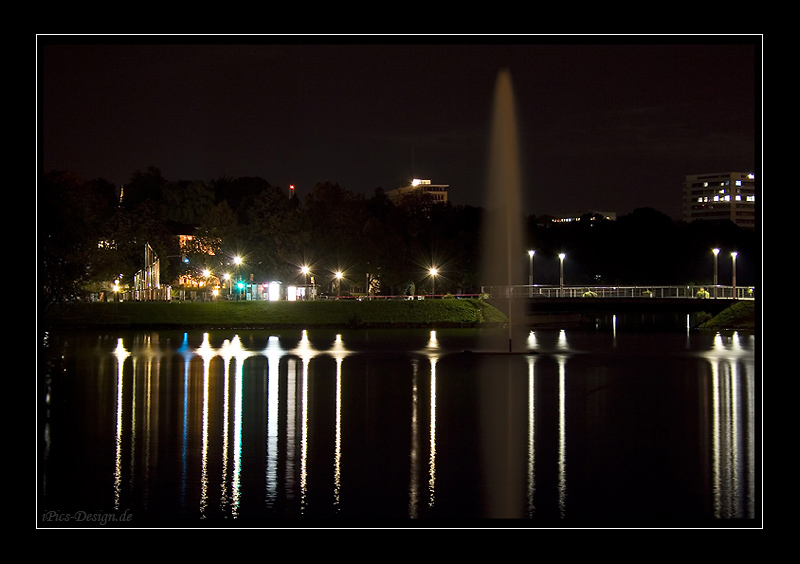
(40, 298, 755, 332)
(40, 298, 509, 331)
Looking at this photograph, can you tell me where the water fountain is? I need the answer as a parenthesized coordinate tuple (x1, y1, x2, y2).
(475, 69, 531, 518)
(481, 68, 526, 353)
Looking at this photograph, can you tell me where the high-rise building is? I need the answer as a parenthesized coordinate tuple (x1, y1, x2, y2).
(387, 179, 449, 205)
(683, 172, 756, 228)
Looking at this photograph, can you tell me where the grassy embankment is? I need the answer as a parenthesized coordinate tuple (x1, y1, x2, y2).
(698, 300, 756, 330)
(41, 298, 508, 330)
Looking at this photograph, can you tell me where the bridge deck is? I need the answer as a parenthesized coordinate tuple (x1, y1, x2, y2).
(519, 296, 739, 315)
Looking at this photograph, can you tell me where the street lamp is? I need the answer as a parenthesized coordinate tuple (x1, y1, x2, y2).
(558, 253, 566, 296)
(335, 271, 343, 299)
(429, 267, 438, 298)
(527, 250, 535, 297)
(712, 248, 720, 298)
(301, 266, 310, 300)
(232, 256, 244, 300)
(201, 269, 212, 300)
(731, 252, 738, 296)
(223, 273, 231, 296)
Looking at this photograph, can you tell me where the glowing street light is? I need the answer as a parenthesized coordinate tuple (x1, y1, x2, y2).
(223, 273, 231, 296)
(527, 250, 535, 296)
(731, 252, 738, 295)
(558, 253, 566, 296)
(335, 271, 344, 298)
(232, 256, 244, 300)
(712, 248, 720, 298)
(301, 266, 311, 300)
(429, 267, 438, 297)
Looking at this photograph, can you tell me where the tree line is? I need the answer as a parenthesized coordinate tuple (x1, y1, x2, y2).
(39, 167, 757, 305)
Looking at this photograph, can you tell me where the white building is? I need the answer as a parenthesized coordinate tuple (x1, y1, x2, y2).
(387, 179, 449, 205)
(683, 172, 756, 228)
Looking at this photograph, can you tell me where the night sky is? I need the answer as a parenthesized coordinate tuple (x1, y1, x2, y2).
(39, 37, 759, 219)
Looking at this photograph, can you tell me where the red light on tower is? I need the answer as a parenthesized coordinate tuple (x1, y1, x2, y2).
(290, 184, 295, 191)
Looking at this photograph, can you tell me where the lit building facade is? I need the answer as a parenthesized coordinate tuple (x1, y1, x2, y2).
(551, 210, 617, 224)
(683, 172, 756, 228)
(387, 179, 449, 205)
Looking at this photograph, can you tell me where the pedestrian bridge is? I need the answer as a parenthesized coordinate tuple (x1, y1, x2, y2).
(483, 284, 754, 300)
(482, 284, 755, 316)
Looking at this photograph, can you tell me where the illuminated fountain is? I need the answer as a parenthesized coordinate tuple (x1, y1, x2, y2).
(481, 68, 526, 352)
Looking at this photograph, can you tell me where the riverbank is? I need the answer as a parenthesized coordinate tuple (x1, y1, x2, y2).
(40, 298, 509, 330)
(698, 300, 756, 330)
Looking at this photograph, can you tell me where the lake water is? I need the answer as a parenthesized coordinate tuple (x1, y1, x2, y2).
(38, 317, 759, 528)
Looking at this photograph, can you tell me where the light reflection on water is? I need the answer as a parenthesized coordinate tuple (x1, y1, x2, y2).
(39, 326, 758, 525)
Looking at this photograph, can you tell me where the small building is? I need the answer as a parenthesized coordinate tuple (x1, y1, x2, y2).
(387, 179, 449, 205)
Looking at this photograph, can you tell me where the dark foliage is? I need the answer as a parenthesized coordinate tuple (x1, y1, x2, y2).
(39, 168, 758, 303)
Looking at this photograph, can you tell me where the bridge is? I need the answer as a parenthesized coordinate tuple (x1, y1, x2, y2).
(482, 284, 755, 317)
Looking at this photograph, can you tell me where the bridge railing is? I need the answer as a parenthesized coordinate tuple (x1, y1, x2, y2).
(481, 285, 756, 300)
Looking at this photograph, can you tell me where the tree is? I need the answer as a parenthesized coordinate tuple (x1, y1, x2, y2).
(161, 179, 215, 226)
(247, 185, 309, 280)
(303, 181, 368, 275)
(39, 172, 119, 304)
(122, 167, 166, 210)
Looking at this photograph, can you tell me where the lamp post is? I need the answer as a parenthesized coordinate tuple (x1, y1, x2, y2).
(301, 266, 310, 300)
(558, 253, 566, 296)
(233, 256, 243, 300)
(202, 269, 212, 300)
(335, 271, 343, 299)
(731, 252, 738, 297)
(528, 250, 535, 297)
(429, 267, 438, 298)
(712, 248, 720, 298)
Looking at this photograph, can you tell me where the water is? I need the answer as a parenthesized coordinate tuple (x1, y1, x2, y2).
(38, 321, 759, 527)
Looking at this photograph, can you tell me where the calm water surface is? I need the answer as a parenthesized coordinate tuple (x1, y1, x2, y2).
(38, 318, 759, 527)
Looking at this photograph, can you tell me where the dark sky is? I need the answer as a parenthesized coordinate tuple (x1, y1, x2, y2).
(39, 37, 759, 219)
